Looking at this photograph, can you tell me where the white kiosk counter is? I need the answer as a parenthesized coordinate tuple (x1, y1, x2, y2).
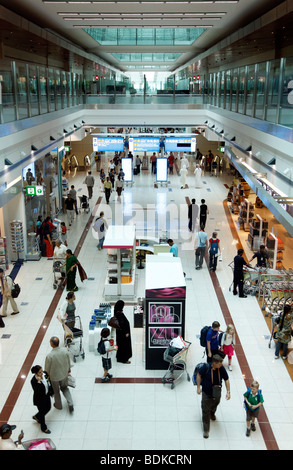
(145, 254, 186, 370)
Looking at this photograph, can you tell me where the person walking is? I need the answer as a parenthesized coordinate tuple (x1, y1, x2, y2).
(135, 155, 142, 174)
(206, 321, 221, 363)
(69, 185, 78, 215)
(64, 193, 75, 227)
(196, 354, 230, 439)
(104, 176, 112, 204)
(274, 304, 293, 360)
(233, 249, 251, 298)
(199, 199, 209, 229)
(150, 153, 157, 174)
(194, 164, 202, 188)
(59, 291, 76, 330)
(31, 365, 53, 434)
(44, 336, 74, 413)
(85, 171, 95, 200)
(64, 249, 80, 292)
(0, 268, 19, 319)
(243, 381, 264, 436)
(220, 324, 235, 371)
(188, 198, 199, 232)
(115, 175, 124, 199)
(93, 211, 108, 250)
(208, 232, 221, 272)
(113, 300, 132, 364)
(195, 225, 208, 270)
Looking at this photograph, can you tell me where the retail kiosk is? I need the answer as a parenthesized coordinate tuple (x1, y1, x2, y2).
(145, 254, 186, 370)
(103, 225, 136, 299)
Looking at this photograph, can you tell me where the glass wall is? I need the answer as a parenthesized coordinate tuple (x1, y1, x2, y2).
(205, 56, 293, 128)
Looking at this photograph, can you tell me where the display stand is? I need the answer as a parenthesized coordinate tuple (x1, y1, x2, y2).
(248, 214, 268, 251)
(145, 255, 186, 370)
(0, 237, 9, 270)
(267, 231, 284, 270)
(103, 225, 136, 299)
(10, 221, 24, 262)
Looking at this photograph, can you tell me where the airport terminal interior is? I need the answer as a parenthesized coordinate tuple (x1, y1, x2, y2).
(0, 0, 293, 451)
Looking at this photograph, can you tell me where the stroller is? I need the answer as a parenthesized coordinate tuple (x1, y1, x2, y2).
(162, 337, 191, 390)
(78, 195, 90, 214)
(61, 315, 85, 362)
(53, 260, 65, 289)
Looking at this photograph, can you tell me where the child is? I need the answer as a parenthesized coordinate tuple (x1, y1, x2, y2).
(99, 328, 117, 383)
(220, 324, 235, 371)
(60, 222, 68, 246)
(243, 381, 264, 436)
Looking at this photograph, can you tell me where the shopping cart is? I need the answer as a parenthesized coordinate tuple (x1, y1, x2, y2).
(61, 315, 85, 362)
(52, 260, 65, 289)
(78, 194, 90, 214)
(22, 438, 56, 450)
(228, 261, 259, 296)
(161, 340, 191, 390)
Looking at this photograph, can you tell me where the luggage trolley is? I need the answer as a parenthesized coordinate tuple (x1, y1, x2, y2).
(62, 316, 85, 362)
(162, 340, 191, 390)
(228, 261, 258, 296)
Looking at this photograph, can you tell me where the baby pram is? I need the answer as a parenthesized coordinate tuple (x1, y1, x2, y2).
(78, 195, 90, 214)
(53, 260, 65, 289)
(162, 337, 191, 389)
(58, 314, 85, 362)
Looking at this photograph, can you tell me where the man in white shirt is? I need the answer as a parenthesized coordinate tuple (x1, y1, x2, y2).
(0, 424, 24, 450)
(93, 211, 108, 250)
(0, 268, 19, 318)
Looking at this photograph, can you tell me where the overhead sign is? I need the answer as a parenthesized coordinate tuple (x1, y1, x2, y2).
(129, 137, 160, 153)
(26, 186, 44, 196)
(93, 136, 124, 152)
(164, 136, 196, 153)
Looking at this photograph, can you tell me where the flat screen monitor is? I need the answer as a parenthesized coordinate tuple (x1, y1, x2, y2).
(93, 136, 124, 152)
(156, 158, 168, 182)
(164, 136, 196, 153)
(121, 157, 133, 182)
(129, 136, 160, 153)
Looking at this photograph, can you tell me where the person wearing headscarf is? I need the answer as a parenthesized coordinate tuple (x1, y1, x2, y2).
(113, 300, 132, 364)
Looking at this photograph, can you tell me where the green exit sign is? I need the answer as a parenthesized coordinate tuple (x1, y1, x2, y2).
(26, 186, 44, 196)
(219, 146, 225, 153)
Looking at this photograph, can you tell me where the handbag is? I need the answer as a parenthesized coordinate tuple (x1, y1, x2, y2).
(67, 374, 76, 388)
(108, 316, 120, 329)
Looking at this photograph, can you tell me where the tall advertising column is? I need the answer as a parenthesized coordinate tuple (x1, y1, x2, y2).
(145, 255, 186, 370)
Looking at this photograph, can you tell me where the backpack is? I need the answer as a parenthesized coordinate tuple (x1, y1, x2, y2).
(210, 239, 219, 255)
(97, 339, 106, 355)
(243, 387, 262, 411)
(199, 326, 211, 348)
(192, 362, 210, 386)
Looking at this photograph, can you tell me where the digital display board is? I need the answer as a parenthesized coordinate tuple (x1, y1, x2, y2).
(129, 137, 160, 153)
(121, 157, 133, 182)
(156, 158, 168, 182)
(164, 136, 196, 153)
(93, 136, 124, 152)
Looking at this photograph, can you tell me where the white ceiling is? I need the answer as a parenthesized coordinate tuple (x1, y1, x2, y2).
(0, 0, 285, 72)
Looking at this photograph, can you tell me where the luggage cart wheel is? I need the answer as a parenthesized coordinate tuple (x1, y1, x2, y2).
(187, 373, 190, 382)
(171, 382, 175, 390)
(73, 356, 76, 363)
(82, 353, 85, 359)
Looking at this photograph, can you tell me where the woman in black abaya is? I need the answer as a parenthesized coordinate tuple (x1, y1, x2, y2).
(114, 300, 132, 364)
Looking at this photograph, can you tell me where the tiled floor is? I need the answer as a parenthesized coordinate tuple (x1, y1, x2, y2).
(0, 157, 292, 450)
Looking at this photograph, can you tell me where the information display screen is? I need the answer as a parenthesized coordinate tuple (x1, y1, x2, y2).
(129, 136, 160, 153)
(156, 158, 168, 182)
(164, 136, 196, 153)
(93, 136, 124, 152)
(121, 157, 133, 182)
